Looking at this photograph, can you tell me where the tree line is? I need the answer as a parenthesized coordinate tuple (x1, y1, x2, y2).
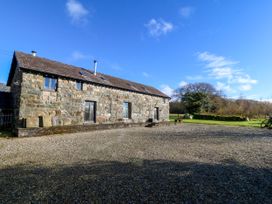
(170, 82, 272, 118)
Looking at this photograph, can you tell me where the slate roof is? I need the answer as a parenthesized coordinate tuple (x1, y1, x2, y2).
(8, 51, 169, 98)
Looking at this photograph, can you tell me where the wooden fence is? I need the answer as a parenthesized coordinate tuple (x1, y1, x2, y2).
(0, 114, 13, 129)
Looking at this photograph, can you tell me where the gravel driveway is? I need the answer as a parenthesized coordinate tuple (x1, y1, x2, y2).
(0, 124, 272, 203)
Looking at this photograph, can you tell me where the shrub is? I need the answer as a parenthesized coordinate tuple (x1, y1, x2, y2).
(183, 113, 193, 119)
(193, 114, 247, 121)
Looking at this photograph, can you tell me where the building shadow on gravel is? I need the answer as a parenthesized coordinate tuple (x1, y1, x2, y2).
(1, 159, 271, 203)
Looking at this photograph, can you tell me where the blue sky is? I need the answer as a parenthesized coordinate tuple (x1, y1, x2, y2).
(0, 0, 272, 100)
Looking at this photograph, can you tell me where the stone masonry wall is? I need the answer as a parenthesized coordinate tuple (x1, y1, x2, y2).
(10, 67, 23, 128)
(18, 71, 169, 128)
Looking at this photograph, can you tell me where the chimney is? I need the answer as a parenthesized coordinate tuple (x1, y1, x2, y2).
(31, 51, 37, 57)
(93, 60, 97, 75)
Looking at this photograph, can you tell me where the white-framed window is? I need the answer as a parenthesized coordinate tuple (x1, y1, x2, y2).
(123, 102, 132, 119)
(44, 76, 57, 91)
(76, 81, 83, 90)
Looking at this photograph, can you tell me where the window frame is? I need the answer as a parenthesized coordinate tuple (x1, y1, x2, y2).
(123, 102, 132, 119)
(76, 81, 83, 91)
(154, 107, 159, 121)
(44, 75, 58, 91)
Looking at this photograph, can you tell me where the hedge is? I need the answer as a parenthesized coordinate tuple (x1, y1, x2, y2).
(193, 114, 247, 121)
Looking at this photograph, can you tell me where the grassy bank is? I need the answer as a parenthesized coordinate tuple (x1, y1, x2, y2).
(170, 114, 263, 128)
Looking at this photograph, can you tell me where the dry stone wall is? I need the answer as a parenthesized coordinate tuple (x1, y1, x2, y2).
(18, 71, 169, 128)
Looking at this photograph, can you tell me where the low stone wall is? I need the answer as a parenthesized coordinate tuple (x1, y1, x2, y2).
(16, 121, 171, 137)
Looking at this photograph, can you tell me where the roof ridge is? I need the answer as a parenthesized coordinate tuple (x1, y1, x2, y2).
(15, 51, 87, 71)
(13, 51, 170, 98)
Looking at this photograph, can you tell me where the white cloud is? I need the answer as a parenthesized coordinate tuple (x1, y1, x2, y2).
(66, 0, 89, 25)
(209, 67, 234, 79)
(239, 84, 252, 91)
(71, 51, 91, 60)
(216, 82, 234, 93)
(198, 52, 238, 80)
(179, 81, 188, 87)
(198, 52, 257, 92)
(142, 72, 150, 78)
(235, 74, 257, 84)
(160, 84, 174, 97)
(145, 18, 174, 38)
(179, 7, 194, 18)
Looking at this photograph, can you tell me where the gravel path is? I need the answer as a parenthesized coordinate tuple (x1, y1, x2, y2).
(0, 124, 272, 203)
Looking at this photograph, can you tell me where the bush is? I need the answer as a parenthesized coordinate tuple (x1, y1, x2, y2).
(193, 114, 247, 121)
(183, 113, 193, 119)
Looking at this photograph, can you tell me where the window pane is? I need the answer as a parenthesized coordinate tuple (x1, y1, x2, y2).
(123, 102, 131, 119)
(154, 107, 159, 120)
(128, 103, 131, 119)
(76, 81, 82, 90)
(84, 102, 90, 121)
(44, 77, 50, 89)
(52, 78, 57, 90)
(85, 101, 95, 122)
(89, 102, 94, 121)
(123, 102, 128, 118)
(44, 77, 57, 90)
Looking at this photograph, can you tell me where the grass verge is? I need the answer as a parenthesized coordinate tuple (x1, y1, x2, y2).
(170, 114, 263, 128)
(169, 114, 184, 122)
(183, 119, 262, 128)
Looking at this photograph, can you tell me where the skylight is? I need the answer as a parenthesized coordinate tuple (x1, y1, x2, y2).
(79, 71, 88, 76)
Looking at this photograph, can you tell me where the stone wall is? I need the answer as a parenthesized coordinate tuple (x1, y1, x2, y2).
(18, 71, 169, 128)
(10, 67, 23, 128)
(16, 121, 171, 137)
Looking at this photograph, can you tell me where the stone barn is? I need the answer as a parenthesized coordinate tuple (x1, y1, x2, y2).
(6, 51, 170, 136)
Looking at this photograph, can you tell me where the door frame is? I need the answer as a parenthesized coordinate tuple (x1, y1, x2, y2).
(154, 107, 159, 121)
(84, 100, 96, 123)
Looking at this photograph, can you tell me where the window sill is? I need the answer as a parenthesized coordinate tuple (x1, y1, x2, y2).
(43, 89, 57, 92)
(123, 118, 132, 122)
(84, 121, 96, 124)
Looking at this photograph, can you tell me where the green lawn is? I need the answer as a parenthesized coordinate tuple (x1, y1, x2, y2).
(183, 119, 262, 128)
(170, 114, 263, 128)
(169, 114, 184, 122)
